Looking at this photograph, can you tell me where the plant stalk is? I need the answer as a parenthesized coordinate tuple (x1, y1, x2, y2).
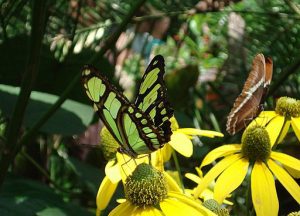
(0, 0, 47, 187)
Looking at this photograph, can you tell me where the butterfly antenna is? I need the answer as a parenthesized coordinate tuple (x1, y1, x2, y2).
(133, 158, 138, 166)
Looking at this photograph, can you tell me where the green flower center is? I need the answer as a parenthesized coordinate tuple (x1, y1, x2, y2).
(124, 163, 168, 207)
(275, 97, 300, 118)
(241, 125, 271, 162)
(203, 199, 229, 216)
(100, 127, 119, 160)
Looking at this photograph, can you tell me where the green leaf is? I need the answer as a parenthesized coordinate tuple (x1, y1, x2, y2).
(68, 157, 104, 196)
(0, 84, 94, 135)
(36, 208, 67, 216)
(0, 175, 93, 216)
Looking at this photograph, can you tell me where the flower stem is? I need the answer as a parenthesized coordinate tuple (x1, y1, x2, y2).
(246, 165, 254, 216)
(0, 0, 47, 188)
(171, 151, 185, 192)
(21, 151, 80, 195)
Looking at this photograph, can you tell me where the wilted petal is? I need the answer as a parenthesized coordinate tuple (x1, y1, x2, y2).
(251, 162, 278, 216)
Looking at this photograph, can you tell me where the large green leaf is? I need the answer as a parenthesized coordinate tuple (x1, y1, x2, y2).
(0, 84, 94, 135)
(0, 175, 94, 216)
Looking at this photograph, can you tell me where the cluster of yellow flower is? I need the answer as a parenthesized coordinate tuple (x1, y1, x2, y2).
(96, 96, 300, 216)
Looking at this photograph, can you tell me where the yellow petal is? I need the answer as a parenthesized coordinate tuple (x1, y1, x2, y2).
(195, 167, 204, 178)
(169, 132, 193, 157)
(200, 144, 241, 168)
(284, 166, 300, 179)
(150, 150, 164, 172)
(214, 158, 249, 203)
(277, 120, 291, 144)
(116, 152, 149, 182)
(160, 144, 173, 162)
(97, 176, 119, 212)
(249, 111, 277, 127)
(268, 159, 300, 204)
(270, 152, 300, 172)
(164, 171, 182, 193)
(194, 154, 242, 198)
(251, 162, 278, 216)
(108, 201, 135, 216)
(265, 115, 285, 146)
(161, 193, 216, 216)
(160, 199, 203, 215)
(291, 117, 300, 142)
(176, 128, 224, 138)
(185, 174, 218, 202)
(105, 159, 121, 183)
(131, 206, 164, 216)
(185, 173, 201, 184)
(168, 192, 217, 216)
(116, 198, 126, 203)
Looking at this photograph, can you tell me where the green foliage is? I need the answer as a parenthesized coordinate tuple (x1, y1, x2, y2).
(0, 0, 300, 215)
(0, 175, 93, 216)
(0, 84, 94, 135)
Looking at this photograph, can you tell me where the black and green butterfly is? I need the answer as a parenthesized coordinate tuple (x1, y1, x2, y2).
(81, 55, 173, 158)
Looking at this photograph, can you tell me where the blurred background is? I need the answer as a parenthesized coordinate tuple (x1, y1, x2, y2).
(0, 0, 300, 215)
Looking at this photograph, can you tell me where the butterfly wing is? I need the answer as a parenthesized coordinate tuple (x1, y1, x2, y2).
(82, 65, 130, 148)
(135, 55, 173, 141)
(82, 64, 171, 158)
(226, 54, 267, 135)
(118, 105, 169, 156)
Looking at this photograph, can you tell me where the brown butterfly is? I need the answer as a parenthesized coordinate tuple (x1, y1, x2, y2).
(226, 53, 273, 135)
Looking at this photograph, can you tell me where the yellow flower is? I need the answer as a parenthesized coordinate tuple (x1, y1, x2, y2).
(97, 151, 178, 214)
(108, 163, 216, 216)
(194, 124, 300, 216)
(250, 97, 300, 145)
(164, 117, 224, 160)
(109, 191, 215, 216)
(97, 149, 182, 214)
(96, 118, 223, 214)
(185, 168, 232, 205)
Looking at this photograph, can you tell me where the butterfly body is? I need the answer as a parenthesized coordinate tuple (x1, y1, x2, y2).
(82, 55, 173, 158)
(226, 54, 273, 135)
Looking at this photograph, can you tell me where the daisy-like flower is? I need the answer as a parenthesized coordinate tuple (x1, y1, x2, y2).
(164, 117, 224, 160)
(96, 116, 223, 214)
(251, 97, 300, 145)
(108, 163, 216, 216)
(193, 124, 300, 216)
(96, 128, 182, 215)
